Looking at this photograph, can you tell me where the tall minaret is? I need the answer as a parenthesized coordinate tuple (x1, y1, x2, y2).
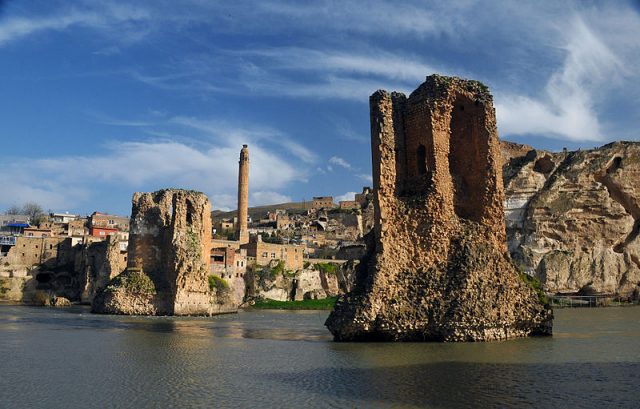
(236, 144, 250, 244)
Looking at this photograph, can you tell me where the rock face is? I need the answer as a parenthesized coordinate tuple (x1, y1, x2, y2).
(79, 235, 127, 303)
(504, 141, 640, 296)
(326, 75, 552, 341)
(247, 262, 345, 302)
(92, 189, 235, 315)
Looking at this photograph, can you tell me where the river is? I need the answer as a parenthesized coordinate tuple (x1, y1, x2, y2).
(0, 304, 638, 408)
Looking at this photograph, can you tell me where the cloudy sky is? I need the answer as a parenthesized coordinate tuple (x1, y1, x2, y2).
(1, 0, 639, 215)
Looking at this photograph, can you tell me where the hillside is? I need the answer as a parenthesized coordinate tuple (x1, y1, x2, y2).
(212, 201, 309, 222)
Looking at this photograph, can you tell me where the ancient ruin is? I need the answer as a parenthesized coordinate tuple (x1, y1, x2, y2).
(326, 74, 553, 341)
(92, 189, 235, 315)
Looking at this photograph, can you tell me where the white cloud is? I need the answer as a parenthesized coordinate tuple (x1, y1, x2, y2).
(0, 138, 303, 213)
(335, 192, 358, 203)
(251, 191, 292, 206)
(0, 4, 151, 47)
(496, 15, 628, 142)
(356, 174, 373, 184)
(233, 47, 434, 83)
(171, 116, 317, 164)
(329, 156, 352, 170)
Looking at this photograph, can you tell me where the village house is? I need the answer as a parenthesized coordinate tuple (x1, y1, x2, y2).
(89, 212, 130, 232)
(311, 196, 335, 210)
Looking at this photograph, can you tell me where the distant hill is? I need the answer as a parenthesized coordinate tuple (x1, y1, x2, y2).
(211, 201, 310, 222)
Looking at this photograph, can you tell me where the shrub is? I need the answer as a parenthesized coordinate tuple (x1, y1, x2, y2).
(271, 260, 285, 276)
(107, 269, 156, 295)
(208, 275, 229, 292)
(519, 272, 548, 305)
(315, 262, 337, 275)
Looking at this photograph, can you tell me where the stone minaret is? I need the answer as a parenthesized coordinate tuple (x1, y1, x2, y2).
(236, 144, 250, 244)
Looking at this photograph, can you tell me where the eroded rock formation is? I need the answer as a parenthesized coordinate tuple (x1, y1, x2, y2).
(92, 189, 235, 315)
(504, 141, 640, 296)
(326, 75, 552, 341)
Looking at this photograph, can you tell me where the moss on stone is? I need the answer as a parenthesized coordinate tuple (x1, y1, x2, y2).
(106, 269, 156, 295)
(315, 262, 337, 275)
(208, 275, 229, 292)
(519, 272, 549, 305)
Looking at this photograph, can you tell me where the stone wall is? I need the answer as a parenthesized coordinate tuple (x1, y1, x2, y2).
(326, 75, 552, 342)
(79, 235, 127, 303)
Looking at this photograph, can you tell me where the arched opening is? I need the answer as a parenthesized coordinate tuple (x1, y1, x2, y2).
(417, 144, 427, 175)
(448, 94, 489, 222)
(186, 200, 195, 226)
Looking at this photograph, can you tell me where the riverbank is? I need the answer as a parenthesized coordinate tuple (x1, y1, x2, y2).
(249, 297, 337, 310)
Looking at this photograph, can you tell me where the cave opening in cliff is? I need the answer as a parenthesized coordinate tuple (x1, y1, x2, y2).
(607, 156, 623, 174)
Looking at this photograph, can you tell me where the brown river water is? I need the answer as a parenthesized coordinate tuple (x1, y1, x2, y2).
(0, 304, 638, 408)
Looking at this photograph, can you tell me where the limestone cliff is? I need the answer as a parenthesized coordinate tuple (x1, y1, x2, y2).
(326, 75, 552, 342)
(504, 141, 640, 297)
(92, 189, 236, 315)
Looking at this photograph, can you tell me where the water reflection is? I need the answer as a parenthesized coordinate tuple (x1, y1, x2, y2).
(0, 305, 639, 408)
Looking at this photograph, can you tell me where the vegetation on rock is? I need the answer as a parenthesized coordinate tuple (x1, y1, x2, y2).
(314, 262, 337, 275)
(106, 269, 156, 295)
(251, 297, 338, 310)
(208, 275, 229, 292)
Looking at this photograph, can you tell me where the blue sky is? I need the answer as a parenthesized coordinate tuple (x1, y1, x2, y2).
(1, 0, 639, 215)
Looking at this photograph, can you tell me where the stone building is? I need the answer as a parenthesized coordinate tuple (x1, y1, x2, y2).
(326, 74, 552, 342)
(22, 227, 53, 238)
(275, 213, 291, 230)
(241, 235, 305, 270)
(355, 187, 372, 207)
(90, 212, 130, 232)
(311, 196, 334, 210)
(339, 200, 359, 210)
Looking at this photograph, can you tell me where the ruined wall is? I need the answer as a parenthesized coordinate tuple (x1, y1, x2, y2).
(93, 189, 236, 315)
(79, 235, 127, 303)
(326, 75, 552, 342)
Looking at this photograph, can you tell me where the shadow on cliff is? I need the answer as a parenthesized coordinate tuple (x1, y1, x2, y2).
(261, 360, 639, 408)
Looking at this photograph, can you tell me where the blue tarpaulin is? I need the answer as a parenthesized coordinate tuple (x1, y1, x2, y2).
(6, 223, 29, 228)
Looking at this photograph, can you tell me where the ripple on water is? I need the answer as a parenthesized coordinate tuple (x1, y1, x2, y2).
(1, 305, 639, 408)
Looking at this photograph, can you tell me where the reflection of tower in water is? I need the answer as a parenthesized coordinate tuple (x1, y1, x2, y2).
(236, 144, 250, 244)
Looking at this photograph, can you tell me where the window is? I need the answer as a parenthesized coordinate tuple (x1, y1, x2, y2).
(28, 233, 33, 237)
(99, 231, 105, 236)
(262, 252, 268, 257)
(35, 245, 38, 249)
(271, 253, 276, 258)
(108, 219, 115, 225)
(49, 244, 53, 250)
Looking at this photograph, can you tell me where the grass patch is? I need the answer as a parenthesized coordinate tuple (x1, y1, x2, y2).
(107, 269, 156, 295)
(314, 262, 337, 275)
(251, 296, 338, 310)
(208, 275, 229, 292)
(519, 272, 549, 305)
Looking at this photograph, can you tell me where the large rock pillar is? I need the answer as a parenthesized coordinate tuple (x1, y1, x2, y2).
(326, 75, 553, 341)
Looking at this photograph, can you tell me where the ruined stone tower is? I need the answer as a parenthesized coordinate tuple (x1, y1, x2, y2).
(326, 75, 552, 341)
(236, 144, 250, 244)
(92, 189, 235, 316)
